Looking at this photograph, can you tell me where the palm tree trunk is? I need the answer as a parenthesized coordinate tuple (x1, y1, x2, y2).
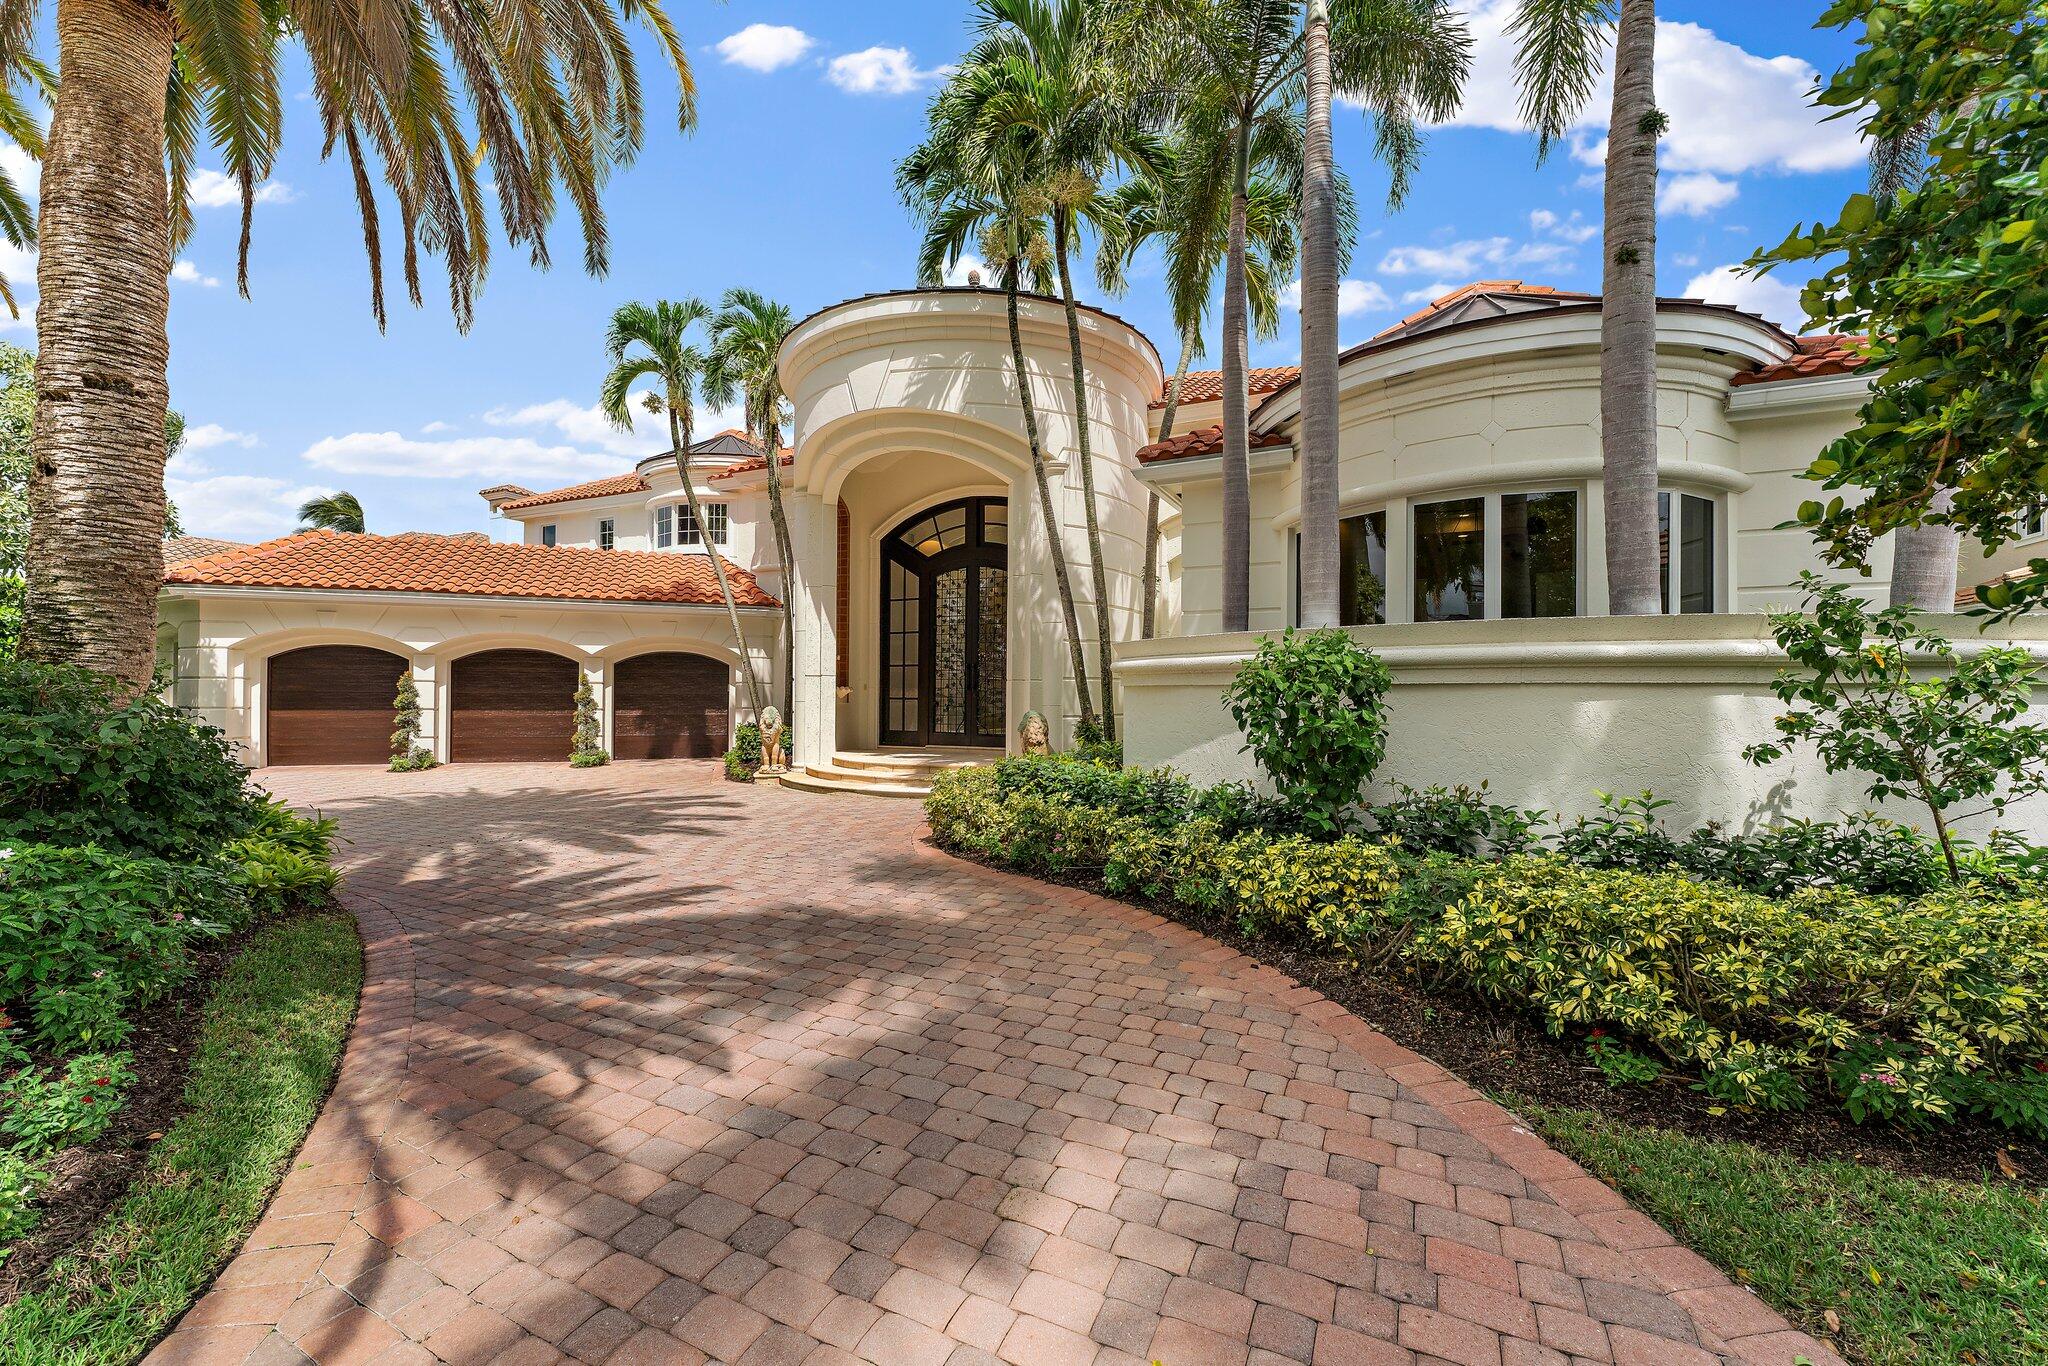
(1600, 0, 1663, 616)
(758, 398, 799, 746)
(1298, 0, 1341, 631)
(669, 402, 767, 720)
(1052, 213, 1116, 740)
(1006, 267, 1097, 733)
(1221, 117, 1254, 633)
(1143, 333, 1197, 640)
(21, 0, 177, 691)
(1889, 488, 1960, 611)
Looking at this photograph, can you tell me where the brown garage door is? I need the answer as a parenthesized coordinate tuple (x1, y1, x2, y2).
(612, 652, 730, 759)
(451, 649, 577, 762)
(267, 645, 409, 765)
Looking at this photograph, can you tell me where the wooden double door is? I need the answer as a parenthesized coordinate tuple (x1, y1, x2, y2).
(880, 498, 1008, 748)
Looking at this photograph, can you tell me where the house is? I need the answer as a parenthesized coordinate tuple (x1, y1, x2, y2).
(162, 279, 2036, 810)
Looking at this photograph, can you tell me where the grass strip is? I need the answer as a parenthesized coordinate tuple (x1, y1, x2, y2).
(0, 912, 362, 1364)
(1505, 1094, 2048, 1366)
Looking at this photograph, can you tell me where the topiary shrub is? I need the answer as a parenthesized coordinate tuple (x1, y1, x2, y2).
(569, 678, 608, 767)
(724, 723, 763, 782)
(0, 658, 261, 860)
(1223, 629, 1392, 838)
(388, 670, 436, 771)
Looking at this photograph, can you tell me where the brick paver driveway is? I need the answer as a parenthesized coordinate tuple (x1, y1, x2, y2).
(152, 763, 1838, 1366)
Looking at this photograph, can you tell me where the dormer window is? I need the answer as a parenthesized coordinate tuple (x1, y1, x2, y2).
(540, 524, 557, 547)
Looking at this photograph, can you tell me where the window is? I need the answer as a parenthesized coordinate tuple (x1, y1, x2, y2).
(678, 502, 729, 547)
(2025, 505, 2046, 541)
(652, 505, 673, 549)
(1297, 511, 1390, 626)
(598, 518, 615, 550)
(1658, 492, 1716, 614)
(1501, 490, 1578, 618)
(540, 524, 557, 547)
(1413, 497, 1485, 621)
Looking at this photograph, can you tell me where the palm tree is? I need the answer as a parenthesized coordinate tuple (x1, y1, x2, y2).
(900, 139, 1100, 736)
(1131, 0, 1466, 631)
(600, 299, 767, 721)
(1097, 125, 1333, 636)
(1512, 0, 1662, 614)
(0, 14, 46, 321)
(925, 0, 1156, 739)
(705, 288, 800, 730)
(297, 491, 366, 534)
(12, 0, 695, 692)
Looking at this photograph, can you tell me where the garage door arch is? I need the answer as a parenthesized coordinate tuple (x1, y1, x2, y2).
(451, 648, 578, 762)
(266, 644, 410, 765)
(611, 651, 731, 759)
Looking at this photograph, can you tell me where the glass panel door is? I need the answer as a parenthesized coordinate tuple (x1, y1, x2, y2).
(879, 498, 1008, 748)
(883, 559, 921, 741)
(933, 568, 969, 736)
(975, 566, 1007, 737)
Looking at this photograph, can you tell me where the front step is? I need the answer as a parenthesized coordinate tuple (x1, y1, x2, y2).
(778, 746, 1003, 798)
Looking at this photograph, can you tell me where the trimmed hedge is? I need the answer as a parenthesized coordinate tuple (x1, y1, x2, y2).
(926, 760, 2048, 1136)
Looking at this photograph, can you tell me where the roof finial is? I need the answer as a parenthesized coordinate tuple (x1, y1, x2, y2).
(966, 268, 981, 286)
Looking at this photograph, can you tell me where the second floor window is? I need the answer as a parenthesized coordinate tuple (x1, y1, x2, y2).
(652, 506, 672, 548)
(540, 524, 557, 547)
(598, 518, 615, 550)
(678, 503, 729, 547)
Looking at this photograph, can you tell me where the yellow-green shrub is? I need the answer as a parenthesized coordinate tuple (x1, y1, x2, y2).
(1217, 834, 1401, 954)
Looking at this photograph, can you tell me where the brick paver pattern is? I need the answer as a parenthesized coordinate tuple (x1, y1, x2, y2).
(148, 763, 1843, 1366)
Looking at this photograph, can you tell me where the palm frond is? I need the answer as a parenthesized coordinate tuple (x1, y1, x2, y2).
(1506, 0, 1612, 161)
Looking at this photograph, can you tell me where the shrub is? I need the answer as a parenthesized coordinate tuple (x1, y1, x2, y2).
(0, 844, 238, 1050)
(1223, 629, 1392, 838)
(0, 658, 261, 861)
(1747, 576, 2048, 880)
(0, 1052, 135, 1154)
(1216, 833, 1401, 955)
(570, 678, 608, 767)
(1101, 817, 1231, 911)
(0, 1149, 41, 1251)
(1681, 814, 1944, 899)
(1367, 782, 1543, 857)
(991, 753, 1196, 830)
(389, 671, 433, 770)
(1072, 719, 1123, 768)
(1551, 791, 1684, 872)
(724, 723, 763, 782)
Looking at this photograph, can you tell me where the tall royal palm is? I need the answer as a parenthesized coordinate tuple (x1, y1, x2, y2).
(705, 289, 800, 730)
(1134, 0, 1465, 631)
(12, 0, 694, 690)
(1512, 0, 1662, 614)
(1097, 125, 1336, 636)
(601, 299, 767, 720)
(900, 141, 1100, 736)
(929, 0, 1154, 739)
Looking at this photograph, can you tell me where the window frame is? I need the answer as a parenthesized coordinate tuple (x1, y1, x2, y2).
(598, 517, 615, 551)
(1657, 489, 1719, 615)
(539, 524, 557, 548)
(652, 505, 673, 549)
(677, 502, 730, 549)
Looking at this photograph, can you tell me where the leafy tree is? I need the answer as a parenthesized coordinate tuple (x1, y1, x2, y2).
(8, 0, 695, 691)
(1745, 575, 2048, 880)
(1751, 0, 2048, 617)
(600, 298, 767, 720)
(1224, 627, 1392, 836)
(297, 491, 365, 535)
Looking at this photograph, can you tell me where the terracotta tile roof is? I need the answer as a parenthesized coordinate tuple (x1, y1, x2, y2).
(1152, 366, 1300, 408)
(1729, 334, 1868, 387)
(163, 530, 778, 608)
(711, 450, 795, 480)
(1136, 423, 1292, 465)
(1957, 567, 2033, 611)
(495, 472, 651, 512)
(393, 530, 491, 543)
(1371, 280, 1595, 342)
(163, 535, 248, 566)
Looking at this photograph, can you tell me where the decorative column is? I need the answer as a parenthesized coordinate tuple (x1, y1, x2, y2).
(786, 491, 839, 766)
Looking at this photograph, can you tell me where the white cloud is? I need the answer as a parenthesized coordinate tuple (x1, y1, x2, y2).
(1282, 278, 1393, 316)
(827, 46, 946, 96)
(1682, 263, 1808, 330)
(1659, 172, 1738, 218)
(301, 431, 623, 483)
(420, 420, 455, 434)
(0, 238, 35, 330)
(1400, 281, 1462, 305)
(186, 169, 296, 209)
(1438, 2, 1864, 177)
(942, 253, 990, 287)
(717, 23, 815, 72)
(171, 259, 220, 288)
(0, 141, 35, 201)
(183, 422, 258, 450)
(1377, 236, 1571, 278)
(1530, 208, 1598, 243)
(164, 473, 330, 540)
(482, 397, 668, 459)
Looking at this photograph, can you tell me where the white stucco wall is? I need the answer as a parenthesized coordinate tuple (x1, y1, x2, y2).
(161, 588, 778, 767)
(1116, 616, 2048, 843)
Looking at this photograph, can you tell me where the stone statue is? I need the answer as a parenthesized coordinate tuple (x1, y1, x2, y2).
(759, 706, 786, 774)
(1018, 710, 1050, 756)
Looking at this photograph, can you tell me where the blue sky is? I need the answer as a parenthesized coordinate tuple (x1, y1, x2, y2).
(3, 2, 1868, 540)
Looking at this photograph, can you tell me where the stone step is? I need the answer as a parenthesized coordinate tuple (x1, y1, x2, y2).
(777, 747, 1003, 798)
(778, 767, 931, 799)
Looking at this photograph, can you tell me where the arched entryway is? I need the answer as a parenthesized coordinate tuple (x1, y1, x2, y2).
(612, 652, 731, 759)
(267, 644, 409, 765)
(451, 649, 578, 762)
(880, 497, 1007, 747)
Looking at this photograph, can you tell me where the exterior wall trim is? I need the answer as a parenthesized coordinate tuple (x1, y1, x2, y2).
(160, 585, 779, 615)
(1725, 371, 1873, 420)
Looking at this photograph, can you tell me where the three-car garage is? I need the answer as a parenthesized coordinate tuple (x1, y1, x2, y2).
(263, 646, 731, 766)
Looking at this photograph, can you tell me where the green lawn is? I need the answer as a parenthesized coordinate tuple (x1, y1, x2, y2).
(0, 913, 362, 1365)
(1508, 1097, 2048, 1366)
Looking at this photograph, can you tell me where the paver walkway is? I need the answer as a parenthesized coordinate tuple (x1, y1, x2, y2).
(150, 763, 1840, 1366)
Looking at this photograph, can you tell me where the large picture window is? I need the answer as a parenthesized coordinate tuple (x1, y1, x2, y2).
(1501, 490, 1578, 618)
(679, 502, 729, 547)
(1413, 497, 1485, 622)
(1658, 492, 1716, 614)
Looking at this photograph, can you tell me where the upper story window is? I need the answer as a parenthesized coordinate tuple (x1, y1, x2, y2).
(679, 503, 730, 547)
(652, 505, 672, 548)
(1658, 492, 1716, 614)
(540, 524, 557, 547)
(598, 518, 615, 551)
